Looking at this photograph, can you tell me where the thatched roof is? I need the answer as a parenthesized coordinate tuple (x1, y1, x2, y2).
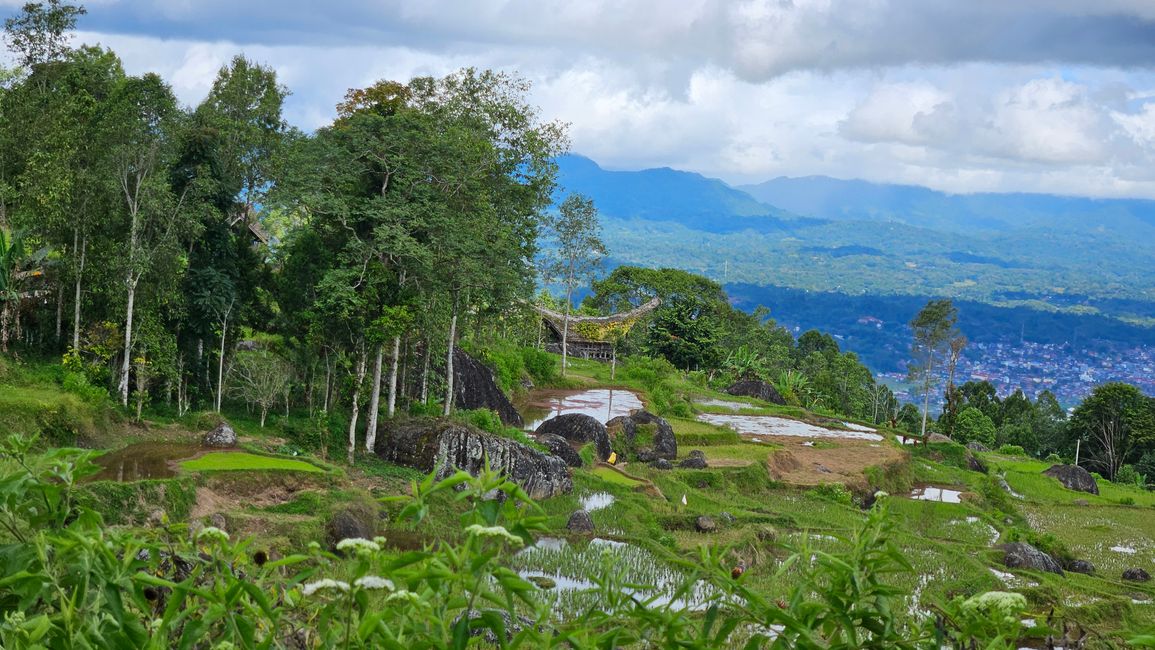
(535, 297, 660, 343)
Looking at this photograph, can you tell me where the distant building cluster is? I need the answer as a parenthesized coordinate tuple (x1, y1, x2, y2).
(880, 339, 1155, 408)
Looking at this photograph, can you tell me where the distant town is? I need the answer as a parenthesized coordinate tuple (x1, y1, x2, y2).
(878, 339, 1155, 409)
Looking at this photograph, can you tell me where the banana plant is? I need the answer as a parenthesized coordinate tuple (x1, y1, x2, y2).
(0, 228, 49, 352)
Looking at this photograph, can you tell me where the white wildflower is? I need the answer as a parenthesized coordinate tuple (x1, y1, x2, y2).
(196, 526, 229, 543)
(386, 590, 422, 604)
(301, 579, 351, 596)
(962, 591, 1028, 621)
(464, 524, 524, 547)
(336, 537, 381, 553)
(873, 490, 889, 498)
(354, 575, 395, 591)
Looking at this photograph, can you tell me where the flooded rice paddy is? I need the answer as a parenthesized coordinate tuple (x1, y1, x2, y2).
(696, 414, 884, 441)
(516, 388, 644, 430)
(90, 442, 205, 481)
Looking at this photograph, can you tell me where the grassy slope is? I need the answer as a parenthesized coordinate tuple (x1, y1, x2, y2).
(4, 353, 1154, 643)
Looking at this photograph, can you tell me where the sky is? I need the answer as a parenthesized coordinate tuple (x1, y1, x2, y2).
(6, 0, 1155, 199)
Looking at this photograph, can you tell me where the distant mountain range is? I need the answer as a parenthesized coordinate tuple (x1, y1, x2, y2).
(553, 154, 1155, 329)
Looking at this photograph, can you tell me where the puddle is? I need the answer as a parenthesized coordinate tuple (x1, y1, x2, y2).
(90, 442, 205, 481)
(909, 486, 963, 503)
(517, 389, 644, 430)
(841, 422, 877, 433)
(696, 414, 883, 441)
(963, 516, 1001, 545)
(580, 492, 615, 512)
(1110, 545, 1138, 554)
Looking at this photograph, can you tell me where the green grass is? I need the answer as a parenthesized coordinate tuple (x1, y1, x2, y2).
(181, 452, 324, 473)
(590, 466, 643, 487)
(666, 416, 741, 446)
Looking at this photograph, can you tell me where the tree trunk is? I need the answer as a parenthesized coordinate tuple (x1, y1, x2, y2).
(364, 344, 384, 453)
(215, 301, 233, 413)
(346, 346, 368, 464)
(420, 339, 431, 404)
(118, 280, 137, 407)
(72, 231, 85, 351)
(0, 302, 11, 353)
(54, 282, 62, 344)
(443, 299, 458, 417)
(323, 351, 332, 412)
(387, 334, 401, 418)
(260, 407, 267, 428)
(919, 356, 934, 438)
(561, 284, 572, 377)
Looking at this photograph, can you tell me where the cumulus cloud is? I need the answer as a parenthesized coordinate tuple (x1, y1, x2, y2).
(6, 1, 1155, 198)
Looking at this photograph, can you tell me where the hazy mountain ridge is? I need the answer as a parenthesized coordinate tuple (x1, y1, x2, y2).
(738, 175, 1155, 241)
(557, 154, 1155, 323)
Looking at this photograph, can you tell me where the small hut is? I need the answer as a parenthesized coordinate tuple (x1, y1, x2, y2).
(534, 297, 661, 362)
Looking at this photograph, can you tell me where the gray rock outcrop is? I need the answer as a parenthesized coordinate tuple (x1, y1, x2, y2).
(535, 433, 583, 468)
(1123, 568, 1151, 582)
(535, 414, 612, 461)
(376, 419, 572, 500)
(649, 458, 672, 470)
(605, 415, 637, 451)
(725, 380, 786, 405)
(325, 505, 377, 553)
(1042, 464, 1099, 495)
(966, 442, 991, 453)
(1066, 559, 1095, 575)
(203, 421, 237, 447)
(999, 542, 1064, 575)
(695, 515, 717, 533)
(451, 348, 524, 427)
(566, 509, 595, 533)
(627, 410, 677, 460)
(967, 452, 988, 474)
(679, 449, 708, 469)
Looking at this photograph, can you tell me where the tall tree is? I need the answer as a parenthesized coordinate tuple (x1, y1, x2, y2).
(908, 299, 959, 438)
(1068, 383, 1155, 480)
(103, 73, 193, 405)
(540, 193, 605, 376)
(3, 0, 86, 69)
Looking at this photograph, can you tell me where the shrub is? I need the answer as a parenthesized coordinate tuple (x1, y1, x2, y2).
(809, 482, 854, 506)
(997, 444, 1027, 457)
(954, 407, 997, 447)
(1044, 453, 1063, 463)
(519, 347, 557, 385)
(1115, 464, 1145, 487)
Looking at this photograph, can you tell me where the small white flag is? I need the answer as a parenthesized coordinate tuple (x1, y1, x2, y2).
(681, 494, 688, 506)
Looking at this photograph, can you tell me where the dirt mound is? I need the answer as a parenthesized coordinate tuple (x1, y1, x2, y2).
(767, 439, 905, 487)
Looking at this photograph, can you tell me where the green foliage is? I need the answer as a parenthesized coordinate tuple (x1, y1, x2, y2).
(955, 407, 997, 447)
(808, 482, 855, 506)
(1115, 464, 1145, 487)
(78, 478, 197, 525)
(996, 444, 1027, 456)
(455, 409, 545, 451)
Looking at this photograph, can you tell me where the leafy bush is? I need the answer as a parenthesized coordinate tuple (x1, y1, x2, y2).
(996, 444, 1026, 457)
(1115, 464, 1145, 487)
(955, 407, 997, 447)
(519, 347, 557, 385)
(1044, 453, 1063, 464)
(809, 481, 854, 506)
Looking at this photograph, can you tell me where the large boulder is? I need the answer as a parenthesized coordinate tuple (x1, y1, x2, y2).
(451, 348, 523, 427)
(999, 542, 1064, 575)
(679, 450, 708, 469)
(1123, 568, 1151, 582)
(566, 509, 595, 533)
(203, 421, 237, 448)
(966, 442, 991, 453)
(725, 379, 786, 405)
(535, 433, 583, 468)
(629, 410, 677, 460)
(1042, 464, 1099, 495)
(376, 419, 571, 500)
(966, 452, 988, 474)
(1066, 559, 1095, 575)
(927, 433, 953, 444)
(605, 415, 637, 450)
(535, 414, 612, 461)
(695, 516, 717, 533)
(325, 505, 377, 553)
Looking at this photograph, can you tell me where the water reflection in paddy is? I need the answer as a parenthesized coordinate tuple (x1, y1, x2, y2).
(697, 414, 883, 441)
(517, 388, 644, 430)
(909, 486, 963, 503)
(89, 442, 205, 481)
